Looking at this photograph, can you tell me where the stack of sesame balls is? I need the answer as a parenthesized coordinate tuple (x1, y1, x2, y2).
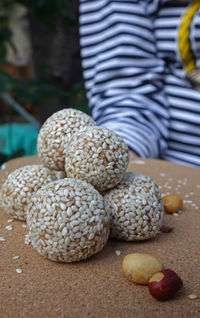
(0, 108, 164, 263)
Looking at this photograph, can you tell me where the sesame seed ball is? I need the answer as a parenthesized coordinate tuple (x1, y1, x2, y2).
(0, 165, 57, 221)
(27, 178, 110, 262)
(104, 172, 164, 241)
(37, 108, 96, 171)
(65, 126, 129, 192)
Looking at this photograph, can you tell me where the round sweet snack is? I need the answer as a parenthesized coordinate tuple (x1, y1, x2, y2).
(27, 178, 110, 262)
(104, 172, 164, 241)
(0, 165, 57, 221)
(65, 126, 129, 192)
(37, 108, 96, 171)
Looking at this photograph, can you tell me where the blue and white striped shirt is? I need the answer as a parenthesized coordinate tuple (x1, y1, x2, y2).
(79, 0, 200, 167)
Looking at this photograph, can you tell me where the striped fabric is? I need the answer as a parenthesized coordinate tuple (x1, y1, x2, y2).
(79, 0, 200, 167)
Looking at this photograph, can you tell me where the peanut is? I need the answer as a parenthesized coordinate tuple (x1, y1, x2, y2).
(122, 253, 164, 285)
(163, 194, 183, 214)
(148, 269, 183, 300)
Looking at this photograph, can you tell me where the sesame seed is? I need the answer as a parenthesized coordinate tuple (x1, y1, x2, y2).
(13, 256, 20, 260)
(88, 233, 95, 240)
(188, 294, 199, 300)
(1, 163, 7, 169)
(81, 214, 88, 220)
(115, 250, 121, 256)
(24, 234, 31, 245)
(71, 220, 79, 227)
(0, 237, 6, 242)
(131, 160, 145, 165)
(62, 227, 68, 236)
(74, 232, 82, 239)
(16, 268, 23, 274)
(5, 225, 13, 231)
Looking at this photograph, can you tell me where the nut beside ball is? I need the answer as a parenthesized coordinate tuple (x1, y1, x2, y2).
(148, 269, 183, 300)
(122, 253, 164, 285)
(163, 195, 183, 214)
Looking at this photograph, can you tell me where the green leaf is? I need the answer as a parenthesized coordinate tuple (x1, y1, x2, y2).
(1, 0, 15, 5)
(15, 0, 75, 29)
(0, 70, 14, 93)
(0, 0, 78, 110)
(0, 153, 8, 165)
(35, 82, 68, 99)
(0, 27, 12, 44)
(61, 12, 77, 26)
(14, 85, 39, 105)
(0, 15, 9, 29)
(0, 44, 7, 62)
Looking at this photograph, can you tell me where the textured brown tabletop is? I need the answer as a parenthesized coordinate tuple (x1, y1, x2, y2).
(0, 156, 200, 318)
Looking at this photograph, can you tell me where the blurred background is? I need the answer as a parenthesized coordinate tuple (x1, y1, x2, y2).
(0, 0, 88, 166)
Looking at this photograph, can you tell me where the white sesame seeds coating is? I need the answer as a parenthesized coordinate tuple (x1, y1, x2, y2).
(0, 165, 57, 221)
(104, 172, 164, 241)
(26, 178, 110, 262)
(37, 108, 96, 171)
(65, 126, 129, 192)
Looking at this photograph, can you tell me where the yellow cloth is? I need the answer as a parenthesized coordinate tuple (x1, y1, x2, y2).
(178, 0, 200, 73)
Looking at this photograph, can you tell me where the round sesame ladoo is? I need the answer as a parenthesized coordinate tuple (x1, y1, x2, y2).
(37, 108, 96, 171)
(104, 172, 164, 241)
(65, 126, 129, 192)
(27, 178, 110, 262)
(0, 165, 57, 221)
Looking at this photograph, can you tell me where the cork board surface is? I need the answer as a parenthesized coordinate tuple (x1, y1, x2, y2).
(0, 156, 200, 318)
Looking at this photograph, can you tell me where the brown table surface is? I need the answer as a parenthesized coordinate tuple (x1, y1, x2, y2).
(0, 156, 200, 318)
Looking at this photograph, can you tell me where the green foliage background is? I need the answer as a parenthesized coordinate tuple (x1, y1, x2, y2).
(0, 0, 88, 165)
(0, 0, 85, 111)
